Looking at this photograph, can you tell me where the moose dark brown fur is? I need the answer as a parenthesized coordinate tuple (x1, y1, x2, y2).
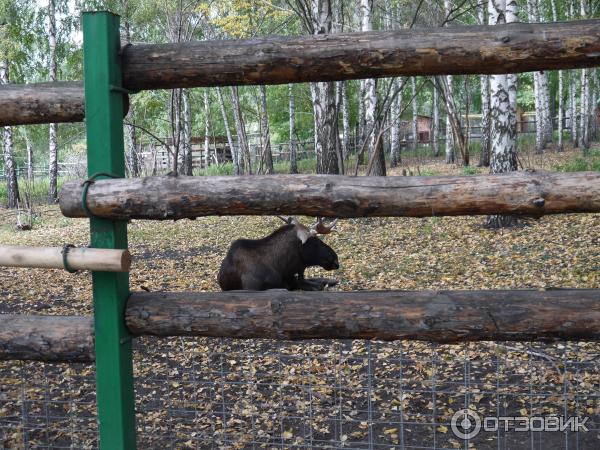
(218, 219, 339, 291)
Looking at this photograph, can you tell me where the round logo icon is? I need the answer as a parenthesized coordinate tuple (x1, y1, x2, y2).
(451, 409, 482, 440)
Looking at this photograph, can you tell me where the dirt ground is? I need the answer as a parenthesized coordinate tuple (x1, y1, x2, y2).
(1, 149, 600, 449)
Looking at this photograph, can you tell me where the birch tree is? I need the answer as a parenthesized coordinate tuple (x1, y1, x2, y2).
(289, 84, 298, 174)
(258, 85, 274, 174)
(203, 89, 211, 167)
(216, 86, 241, 175)
(443, 0, 454, 164)
(411, 77, 418, 151)
(432, 83, 439, 158)
(0, 60, 18, 208)
(361, 0, 385, 175)
(122, 0, 139, 176)
(486, 0, 519, 228)
(579, 0, 590, 151)
(230, 86, 252, 174)
(182, 88, 192, 175)
(478, 1, 490, 166)
(526, 0, 551, 153)
(47, 0, 58, 203)
(550, 0, 563, 150)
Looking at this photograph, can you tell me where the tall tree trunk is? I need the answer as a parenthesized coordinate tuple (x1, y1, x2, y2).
(0, 61, 19, 208)
(340, 81, 350, 162)
(579, 0, 590, 151)
(123, 0, 139, 177)
(216, 87, 241, 175)
(526, 0, 546, 153)
(478, 0, 490, 167)
(171, 88, 182, 175)
(550, 0, 563, 151)
(486, 0, 519, 228)
(432, 83, 439, 157)
(443, 0, 454, 164)
(391, 79, 402, 166)
(361, 0, 385, 176)
(259, 85, 274, 174)
(230, 86, 252, 174)
(479, 75, 491, 166)
(288, 84, 298, 174)
(411, 77, 418, 151)
(524, 0, 552, 153)
(47, 0, 58, 203)
(203, 89, 211, 168)
(182, 88, 192, 175)
(309, 0, 339, 174)
(570, 70, 579, 147)
(26, 133, 34, 183)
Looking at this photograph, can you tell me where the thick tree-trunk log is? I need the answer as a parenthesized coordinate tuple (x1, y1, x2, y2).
(0, 246, 131, 272)
(121, 20, 600, 90)
(0, 315, 94, 362)
(0, 81, 84, 126)
(59, 171, 600, 220)
(2, 20, 600, 127)
(126, 289, 600, 342)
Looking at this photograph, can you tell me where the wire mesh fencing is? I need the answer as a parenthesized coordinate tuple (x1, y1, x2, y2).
(3, 338, 598, 449)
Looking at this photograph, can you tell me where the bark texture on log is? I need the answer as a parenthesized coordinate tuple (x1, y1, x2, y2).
(2, 20, 600, 127)
(59, 171, 600, 220)
(126, 290, 600, 342)
(0, 81, 84, 126)
(121, 21, 600, 90)
(0, 315, 94, 362)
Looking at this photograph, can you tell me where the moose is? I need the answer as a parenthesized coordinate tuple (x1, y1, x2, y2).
(218, 217, 340, 291)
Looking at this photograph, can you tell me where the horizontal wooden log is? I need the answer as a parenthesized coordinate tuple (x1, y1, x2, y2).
(0, 81, 84, 126)
(2, 20, 600, 126)
(121, 20, 600, 90)
(0, 246, 131, 272)
(0, 315, 94, 362)
(59, 171, 600, 220)
(126, 289, 600, 342)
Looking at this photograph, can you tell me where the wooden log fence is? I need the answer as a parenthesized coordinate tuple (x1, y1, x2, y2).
(2, 19, 600, 126)
(0, 246, 131, 272)
(59, 171, 600, 220)
(0, 315, 94, 362)
(2, 289, 600, 361)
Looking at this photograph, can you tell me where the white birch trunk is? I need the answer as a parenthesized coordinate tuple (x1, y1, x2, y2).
(443, 0, 454, 164)
(340, 81, 350, 162)
(391, 79, 401, 166)
(432, 83, 439, 157)
(411, 76, 418, 151)
(216, 87, 240, 174)
(26, 133, 33, 183)
(550, 0, 563, 150)
(309, 0, 339, 174)
(123, 1, 139, 177)
(0, 61, 19, 208)
(360, 0, 385, 175)
(288, 84, 298, 174)
(203, 89, 211, 167)
(579, 0, 590, 151)
(487, 0, 519, 227)
(182, 88, 192, 175)
(48, 0, 58, 203)
(229, 86, 252, 174)
(259, 85, 274, 174)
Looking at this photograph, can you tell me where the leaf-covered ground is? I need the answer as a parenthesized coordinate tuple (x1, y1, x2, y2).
(1, 149, 600, 449)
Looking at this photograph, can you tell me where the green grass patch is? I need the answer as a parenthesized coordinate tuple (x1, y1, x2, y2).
(553, 150, 600, 172)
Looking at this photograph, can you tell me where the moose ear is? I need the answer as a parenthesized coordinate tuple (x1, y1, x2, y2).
(296, 228, 314, 244)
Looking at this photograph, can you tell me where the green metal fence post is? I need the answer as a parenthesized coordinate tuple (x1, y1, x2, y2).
(82, 11, 137, 450)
